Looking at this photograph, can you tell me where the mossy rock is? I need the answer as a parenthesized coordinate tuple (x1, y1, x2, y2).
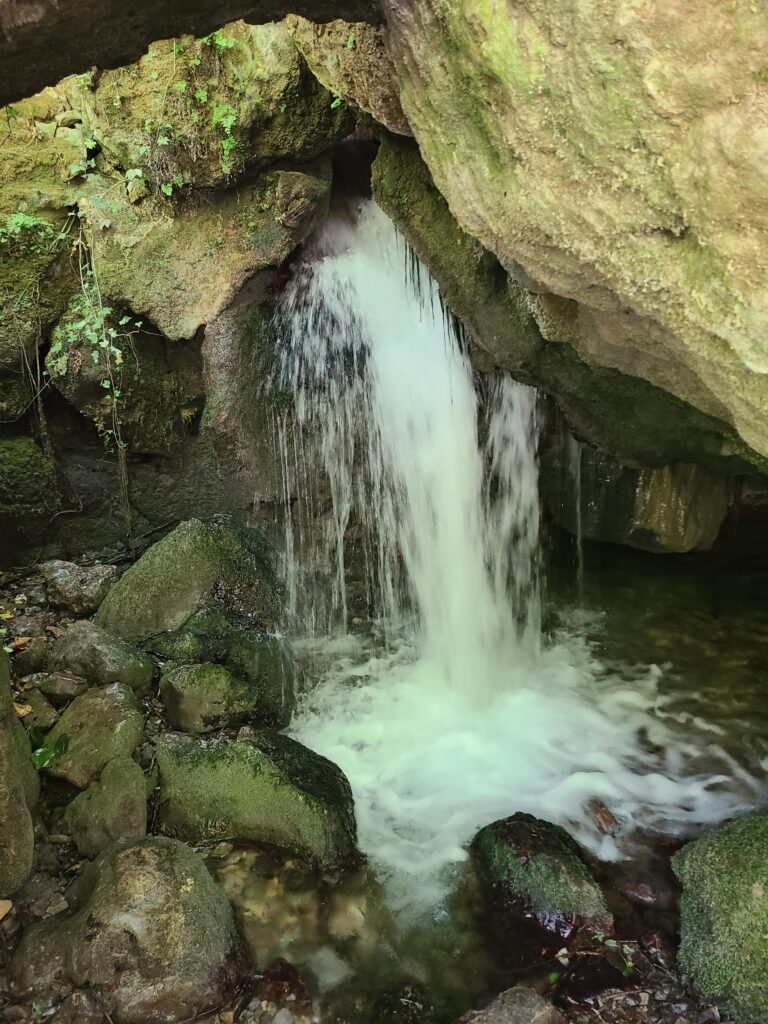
(0, 437, 59, 566)
(160, 662, 270, 733)
(96, 517, 282, 643)
(673, 815, 768, 1024)
(0, 650, 39, 897)
(75, 21, 354, 190)
(64, 755, 148, 856)
(156, 731, 357, 868)
(10, 836, 248, 1022)
(45, 682, 144, 789)
(471, 813, 612, 970)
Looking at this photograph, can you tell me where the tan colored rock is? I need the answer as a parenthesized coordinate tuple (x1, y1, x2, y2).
(290, 17, 410, 135)
(383, 0, 768, 461)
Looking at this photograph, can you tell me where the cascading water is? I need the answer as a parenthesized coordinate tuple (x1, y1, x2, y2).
(271, 200, 763, 914)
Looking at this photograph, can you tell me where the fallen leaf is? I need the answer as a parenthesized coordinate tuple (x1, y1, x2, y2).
(0, 611, 13, 620)
(13, 595, 27, 606)
(10, 636, 32, 651)
(13, 702, 32, 717)
(0, 899, 12, 921)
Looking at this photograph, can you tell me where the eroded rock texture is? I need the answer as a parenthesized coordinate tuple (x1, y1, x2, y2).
(382, 0, 768, 462)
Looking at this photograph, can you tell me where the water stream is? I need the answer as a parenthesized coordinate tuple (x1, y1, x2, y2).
(269, 200, 766, 921)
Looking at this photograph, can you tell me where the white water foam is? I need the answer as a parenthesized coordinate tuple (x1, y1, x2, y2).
(273, 200, 763, 913)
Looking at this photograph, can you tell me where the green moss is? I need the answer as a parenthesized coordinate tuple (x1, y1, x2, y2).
(674, 815, 768, 1024)
(471, 814, 609, 923)
(156, 731, 356, 867)
(160, 662, 263, 733)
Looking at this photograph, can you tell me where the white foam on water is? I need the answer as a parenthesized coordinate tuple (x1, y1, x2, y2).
(273, 200, 764, 914)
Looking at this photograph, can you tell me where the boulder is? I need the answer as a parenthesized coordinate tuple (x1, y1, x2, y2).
(673, 815, 768, 1024)
(41, 559, 118, 615)
(0, 650, 39, 897)
(471, 814, 612, 970)
(64, 756, 148, 857)
(156, 731, 356, 868)
(458, 988, 564, 1024)
(161, 662, 269, 733)
(28, 670, 88, 706)
(13, 637, 48, 675)
(10, 836, 248, 1023)
(44, 682, 144, 789)
(97, 517, 283, 643)
(49, 620, 154, 695)
(22, 688, 59, 730)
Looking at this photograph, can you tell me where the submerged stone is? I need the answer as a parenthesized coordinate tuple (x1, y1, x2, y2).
(156, 731, 357, 868)
(49, 620, 154, 695)
(10, 836, 248, 1023)
(0, 651, 39, 897)
(458, 987, 564, 1024)
(674, 814, 768, 1024)
(471, 813, 612, 970)
(45, 682, 144, 789)
(64, 756, 148, 856)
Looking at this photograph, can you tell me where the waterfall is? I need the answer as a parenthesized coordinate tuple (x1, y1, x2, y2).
(271, 200, 761, 913)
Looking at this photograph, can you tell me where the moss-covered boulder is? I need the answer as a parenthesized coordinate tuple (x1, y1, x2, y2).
(0, 438, 59, 565)
(10, 836, 248, 1023)
(79, 159, 331, 341)
(74, 21, 353, 191)
(471, 814, 612, 970)
(673, 815, 768, 1024)
(97, 517, 282, 642)
(49, 620, 154, 694)
(156, 731, 357, 868)
(64, 756, 148, 856)
(45, 682, 144, 789)
(0, 650, 39, 897)
(160, 663, 266, 733)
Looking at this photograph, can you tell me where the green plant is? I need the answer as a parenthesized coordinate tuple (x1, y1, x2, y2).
(330, 93, 344, 109)
(28, 727, 69, 770)
(346, 32, 356, 49)
(201, 29, 235, 49)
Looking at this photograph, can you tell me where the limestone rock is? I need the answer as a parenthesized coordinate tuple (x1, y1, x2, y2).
(80, 161, 331, 340)
(64, 756, 148, 856)
(0, 651, 39, 897)
(10, 836, 248, 1023)
(41, 560, 118, 615)
(382, 0, 768, 463)
(471, 813, 612, 971)
(45, 682, 144, 788)
(161, 662, 272, 733)
(49, 620, 154, 695)
(458, 988, 564, 1024)
(0, 438, 59, 568)
(97, 517, 282, 643)
(75, 21, 353, 190)
(290, 17, 410, 135)
(156, 731, 356, 867)
(674, 815, 768, 1024)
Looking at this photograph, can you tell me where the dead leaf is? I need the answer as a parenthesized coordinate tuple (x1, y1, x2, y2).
(13, 702, 32, 718)
(0, 899, 12, 921)
(10, 636, 32, 651)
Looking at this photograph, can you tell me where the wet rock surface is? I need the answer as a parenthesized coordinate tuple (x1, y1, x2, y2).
(49, 620, 154, 695)
(10, 836, 249, 1023)
(161, 661, 270, 733)
(40, 560, 118, 616)
(471, 814, 612, 970)
(63, 756, 148, 856)
(156, 731, 357, 868)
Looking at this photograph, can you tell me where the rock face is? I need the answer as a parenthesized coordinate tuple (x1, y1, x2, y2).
(290, 17, 410, 135)
(11, 836, 248, 1024)
(459, 988, 564, 1024)
(49, 620, 154, 695)
(674, 815, 768, 1024)
(64, 756, 148, 856)
(45, 683, 144, 789)
(97, 517, 281, 641)
(156, 731, 357, 867)
(382, 0, 768, 464)
(41, 560, 118, 615)
(0, 651, 39, 897)
(471, 814, 612, 970)
(0, 439, 59, 565)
